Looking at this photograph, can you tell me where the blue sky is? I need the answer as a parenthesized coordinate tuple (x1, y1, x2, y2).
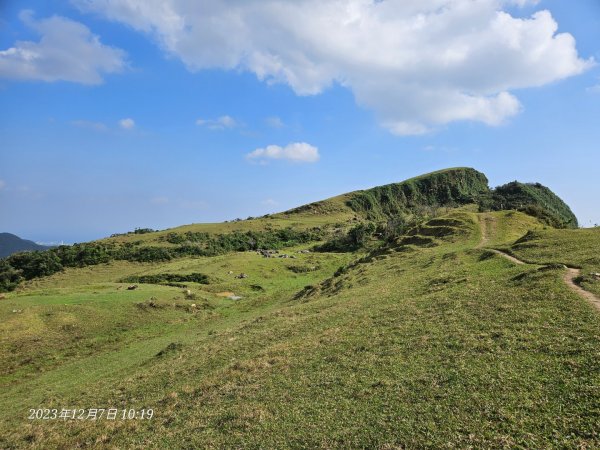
(1, 0, 599, 243)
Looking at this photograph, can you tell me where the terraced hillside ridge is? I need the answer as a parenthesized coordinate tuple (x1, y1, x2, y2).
(1, 169, 599, 448)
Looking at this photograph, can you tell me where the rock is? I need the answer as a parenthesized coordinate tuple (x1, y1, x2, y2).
(127, 285, 138, 290)
(228, 295, 242, 300)
(191, 304, 196, 308)
(228, 270, 234, 275)
(236, 273, 248, 279)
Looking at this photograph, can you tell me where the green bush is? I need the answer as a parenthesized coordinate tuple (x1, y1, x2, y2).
(121, 273, 209, 285)
(316, 222, 376, 252)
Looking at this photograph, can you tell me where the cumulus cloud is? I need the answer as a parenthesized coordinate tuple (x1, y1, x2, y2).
(75, 0, 592, 134)
(0, 10, 126, 84)
(247, 142, 320, 163)
(507, 0, 540, 6)
(196, 115, 237, 130)
(119, 118, 135, 129)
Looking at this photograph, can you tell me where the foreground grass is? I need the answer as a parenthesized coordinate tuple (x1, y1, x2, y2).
(1, 212, 600, 448)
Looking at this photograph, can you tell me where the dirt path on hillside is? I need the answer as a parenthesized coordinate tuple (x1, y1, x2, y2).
(564, 268, 600, 310)
(488, 249, 526, 265)
(476, 214, 495, 249)
(477, 215, 600, 311)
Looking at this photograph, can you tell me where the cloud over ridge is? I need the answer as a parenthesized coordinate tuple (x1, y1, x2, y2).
(76, 0, 592, 133)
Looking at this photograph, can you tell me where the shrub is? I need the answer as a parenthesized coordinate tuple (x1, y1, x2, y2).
(121, 273, 209, 285)
(0, 259, 22, 292)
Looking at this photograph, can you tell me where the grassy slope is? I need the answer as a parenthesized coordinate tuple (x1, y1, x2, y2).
(507, 227, 600, 297)
(478, 210, 547, 248)
(2, 209, 600, 448)
(103, 198, 355, 246)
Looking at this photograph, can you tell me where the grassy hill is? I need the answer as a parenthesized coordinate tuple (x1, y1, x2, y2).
(1, 168, 599, 448)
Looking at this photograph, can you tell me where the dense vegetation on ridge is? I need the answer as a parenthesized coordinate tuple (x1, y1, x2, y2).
(487, 181, 578, 229)
(346, 167, 490, 219)
(346, 167, 578, 229)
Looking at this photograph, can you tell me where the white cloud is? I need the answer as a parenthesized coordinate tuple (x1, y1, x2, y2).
(119, 118, 135, 129)
(0, 10, 126, 84)
(247, 142, 320, 163)
(261, 198, 279, 207)
(507, 0, 540, 6)
(75, 0, 592, 134)
(196, 115, 237, 130)
(266, 116, 285, 128)
(71, 119, 108, 131)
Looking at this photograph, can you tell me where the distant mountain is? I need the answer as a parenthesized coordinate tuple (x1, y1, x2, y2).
(0, 233, 53, 258)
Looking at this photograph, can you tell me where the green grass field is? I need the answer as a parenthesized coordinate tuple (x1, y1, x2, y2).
(2, 206, 600, 448)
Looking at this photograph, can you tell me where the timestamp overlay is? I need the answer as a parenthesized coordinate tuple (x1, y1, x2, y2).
(28, 408, 154, 421)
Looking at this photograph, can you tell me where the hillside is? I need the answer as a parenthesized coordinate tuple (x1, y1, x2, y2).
(0, 233, 52, 258)
(1, 168, 599, 448)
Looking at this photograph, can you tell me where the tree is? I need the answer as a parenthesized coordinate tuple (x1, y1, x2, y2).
(0, 259, 22, 292)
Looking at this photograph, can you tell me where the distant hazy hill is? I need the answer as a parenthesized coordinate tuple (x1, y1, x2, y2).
(0, 233, 52, 258)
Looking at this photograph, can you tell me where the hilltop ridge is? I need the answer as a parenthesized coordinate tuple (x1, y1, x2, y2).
(0, 168, 579, 293)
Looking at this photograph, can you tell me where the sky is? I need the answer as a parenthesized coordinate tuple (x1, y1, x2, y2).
(1, 0, 599, 244)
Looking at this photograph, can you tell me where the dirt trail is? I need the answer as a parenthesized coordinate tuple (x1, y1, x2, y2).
(564, 268, 600, 310)
(476, 213, 494, 249)
(477, 214, 600, 311)
(488, 249, 525, 266)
